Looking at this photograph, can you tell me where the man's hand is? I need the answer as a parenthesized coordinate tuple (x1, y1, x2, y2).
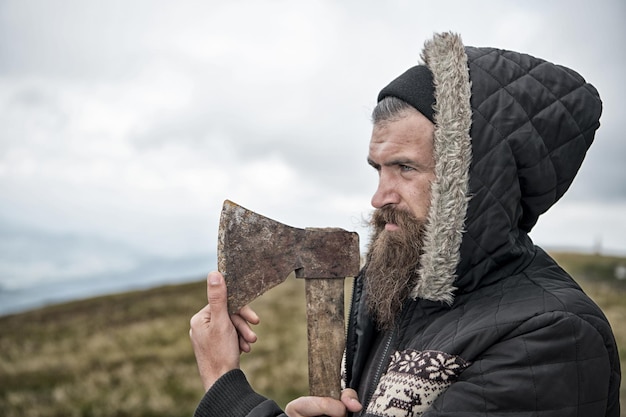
(189, 271, 259, 391)
(284, 388, 362, 417)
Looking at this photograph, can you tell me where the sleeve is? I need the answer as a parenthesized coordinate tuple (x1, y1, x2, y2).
(425, 311, 619, 417)
(193, 369, 286, 417)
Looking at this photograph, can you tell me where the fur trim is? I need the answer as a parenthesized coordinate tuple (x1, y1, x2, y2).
(410, 32, 473, 304)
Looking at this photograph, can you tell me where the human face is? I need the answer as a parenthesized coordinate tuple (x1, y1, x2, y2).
(368, 109, 436, 231)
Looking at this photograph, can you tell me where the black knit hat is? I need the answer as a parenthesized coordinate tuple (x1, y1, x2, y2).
(377, 65, 436, 123)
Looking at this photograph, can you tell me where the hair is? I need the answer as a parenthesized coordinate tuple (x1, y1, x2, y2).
(371, 96, 414, 125)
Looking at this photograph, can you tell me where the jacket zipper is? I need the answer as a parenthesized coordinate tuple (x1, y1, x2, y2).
(360, 298, 413, 414)
(361, 327, 396, 412)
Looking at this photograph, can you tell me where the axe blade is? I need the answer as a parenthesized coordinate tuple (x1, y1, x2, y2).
(218, 200, 302, 314)
(218, 200, 360, 314)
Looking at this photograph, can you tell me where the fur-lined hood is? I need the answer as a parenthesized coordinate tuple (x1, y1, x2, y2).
(412, 32, 602, 304)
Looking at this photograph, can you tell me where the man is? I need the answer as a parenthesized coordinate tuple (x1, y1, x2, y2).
(190, 32, 621, 416)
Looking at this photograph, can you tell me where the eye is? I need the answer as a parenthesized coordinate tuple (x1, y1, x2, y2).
(399, 164, 414, 172)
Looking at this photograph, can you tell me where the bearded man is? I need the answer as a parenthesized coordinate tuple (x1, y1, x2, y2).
(189, 32, 621, 417)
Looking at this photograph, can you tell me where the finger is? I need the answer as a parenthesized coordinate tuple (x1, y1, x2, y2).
(237, 305, 260, 325)
(341, 388, 363, 413)
(231, 314, 257, 354)
(206, 272, 228, 322)
(231, 314, 258, 344)
(285, 396, 346, 417)
(238, 337, 252, 353)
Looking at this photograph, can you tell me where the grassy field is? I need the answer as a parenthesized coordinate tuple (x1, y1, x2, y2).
(0, 252, 624, 416)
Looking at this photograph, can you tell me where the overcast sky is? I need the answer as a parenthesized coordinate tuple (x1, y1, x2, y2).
(1, 0, 625, 291)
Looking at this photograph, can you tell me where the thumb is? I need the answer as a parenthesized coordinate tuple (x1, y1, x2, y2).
(341, 388, 363, 412)
(207, 271, 228, 318)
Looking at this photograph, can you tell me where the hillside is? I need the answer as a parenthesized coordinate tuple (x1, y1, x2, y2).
(0, 252, 624, 416)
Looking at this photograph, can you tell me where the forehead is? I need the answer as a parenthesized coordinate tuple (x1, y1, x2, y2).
(369, 110, 435, 158)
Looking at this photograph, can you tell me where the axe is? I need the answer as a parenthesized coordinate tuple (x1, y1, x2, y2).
(218, 200, 360, 399)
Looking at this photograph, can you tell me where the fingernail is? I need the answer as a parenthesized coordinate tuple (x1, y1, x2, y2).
(209, 272, 221, 286)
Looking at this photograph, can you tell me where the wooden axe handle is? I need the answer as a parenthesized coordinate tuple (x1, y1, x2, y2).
(305, 278, 345, 399)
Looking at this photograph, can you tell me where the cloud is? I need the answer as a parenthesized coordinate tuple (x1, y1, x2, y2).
(0, 0, 624, 302)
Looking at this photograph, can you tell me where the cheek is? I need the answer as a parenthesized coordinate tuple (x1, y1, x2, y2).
(405, 178, 433, 218)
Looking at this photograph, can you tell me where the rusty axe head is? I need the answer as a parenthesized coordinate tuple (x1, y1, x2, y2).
(218, 200, 360, 314)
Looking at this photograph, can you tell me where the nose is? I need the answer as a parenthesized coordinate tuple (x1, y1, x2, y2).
(371, 173, 400, 209)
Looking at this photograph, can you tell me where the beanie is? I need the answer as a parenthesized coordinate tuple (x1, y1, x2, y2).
(377, 65, 436, 123)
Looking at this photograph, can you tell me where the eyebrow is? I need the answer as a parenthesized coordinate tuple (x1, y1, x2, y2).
(367, 157, 419, 169)
(367, 157, 380, 169)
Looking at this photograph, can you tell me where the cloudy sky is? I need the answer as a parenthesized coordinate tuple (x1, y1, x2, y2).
(1, 0, 625, 297)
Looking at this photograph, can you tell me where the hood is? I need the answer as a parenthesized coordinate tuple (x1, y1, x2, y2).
(410, 32, 602, 304)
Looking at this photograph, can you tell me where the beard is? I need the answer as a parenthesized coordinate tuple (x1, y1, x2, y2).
(363, 206, 426, 331)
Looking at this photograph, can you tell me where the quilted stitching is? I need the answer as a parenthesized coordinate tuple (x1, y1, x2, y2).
(467, 46, 600, 208)
(404, 261, 616, 415)
(454, 46, 601, 292)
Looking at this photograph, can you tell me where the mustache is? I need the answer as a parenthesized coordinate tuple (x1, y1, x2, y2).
(370, 206, 419, 230)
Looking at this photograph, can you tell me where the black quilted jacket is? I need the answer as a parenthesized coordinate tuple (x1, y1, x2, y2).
(193, 32, 620, 417)
(344, 33, 620, 417)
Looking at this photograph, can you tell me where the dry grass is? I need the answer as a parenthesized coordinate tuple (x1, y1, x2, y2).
(0, 253, 624, 416)
(0, 281, 208, 417)
(0, 276, 319, 416)
(239, 275, 309, 406)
